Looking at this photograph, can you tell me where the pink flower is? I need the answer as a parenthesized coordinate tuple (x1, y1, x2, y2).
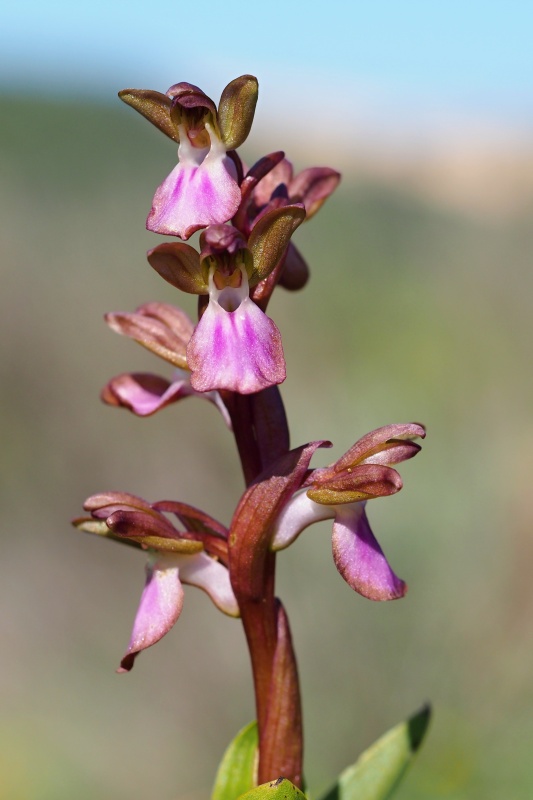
(187, 263, 286, 394)
(147, 120, 241, 239)
(75, 493, 238, 671)
(272, 493, 405, 601)
(119, 549, 238, 672)
(271, 424, 426, 601)
(119, 77, 259, 239)
(147, 208, 305, 395)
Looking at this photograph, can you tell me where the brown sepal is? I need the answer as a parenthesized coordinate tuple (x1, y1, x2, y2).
(106, 510, 204, 554)
(247, 205, 306, 286)
(154, 500, 229, 563)
(105, 302, 194, 368)
(307, 464, 403, 505)
(118, 89, 177, 142)
(147, 242, 206, 295)
(333, 423, 426, 474)
(218, 75, 259, 150)
(288, 167, 341, 219)
(278, 243, 309, 291)
(83, 491, 153, 515)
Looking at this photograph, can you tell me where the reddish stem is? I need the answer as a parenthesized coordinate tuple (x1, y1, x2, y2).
(226, 387, 303, 786)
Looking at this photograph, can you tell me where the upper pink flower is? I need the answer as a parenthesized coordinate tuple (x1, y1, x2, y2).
(119, 76, 259, 239)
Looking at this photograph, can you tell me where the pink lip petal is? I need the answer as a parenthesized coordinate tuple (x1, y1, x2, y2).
(119, 555, 185, 672)
(178, 552, 240, 617)
(146, 126, 241, 239)
(332, 504, 406, 601)
(187, 295, 286, 394)
(104, 372, 193, 416)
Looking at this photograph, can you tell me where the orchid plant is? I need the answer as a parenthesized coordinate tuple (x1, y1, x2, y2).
(74, 74, 430, 800)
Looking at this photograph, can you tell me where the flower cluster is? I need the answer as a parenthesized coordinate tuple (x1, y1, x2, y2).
(75, 74, 424, 703)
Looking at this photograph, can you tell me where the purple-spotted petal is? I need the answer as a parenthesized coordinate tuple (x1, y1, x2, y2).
(119, 555, 184, 672)
(332, 504, 406, 601)
(146, 126, 241, 239)
(187, 288, 286, 395)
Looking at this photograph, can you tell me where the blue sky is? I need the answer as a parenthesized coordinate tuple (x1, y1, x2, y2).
(2, 0, 532, 144)
(3, 1, 532, 103)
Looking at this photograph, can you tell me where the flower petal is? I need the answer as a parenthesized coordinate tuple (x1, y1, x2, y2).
(331, 504, 406, 601)
(146, 128, 241, 239)
(102, 372, 193, 416)
(334, 423, 426, 473)
(271, 490, 334, 551)
(278, 242, 309, 291)
(178, 552, 239, 617)
(251, 157, 294, 207)
(101, 369, 232, 426)
(105, 303, 193, 368)
(288, 167, 341, 219)
(118, 555, 184, 672)
(187, 296, 286, 394)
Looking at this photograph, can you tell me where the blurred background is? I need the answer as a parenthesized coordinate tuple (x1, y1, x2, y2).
(2, 1, 533, 798)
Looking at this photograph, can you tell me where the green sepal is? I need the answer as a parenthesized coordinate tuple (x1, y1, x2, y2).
(125, 535, 203, 554)
(238, 778, 306, 800)
(307, 464, 403, 505)
(218, 75, 259, 150)
(318, 705, 431, 800)
(118, 89, 177, 142)
(72, 517, 142, 550)
(248, 205, 306, 286)
(306, 487, 373, 505)
(73, 518, 203, 554)
(211, 721, 258, 800)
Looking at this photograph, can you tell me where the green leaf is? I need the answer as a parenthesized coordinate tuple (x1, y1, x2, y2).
(212, 721, 258, 800)
(238, 778, 306, 800)
(319, 705, 431, 800)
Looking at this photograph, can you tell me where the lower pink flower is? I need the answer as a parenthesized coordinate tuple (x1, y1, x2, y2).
(271, 492, 406, 601)
(119, 550, 239, 672)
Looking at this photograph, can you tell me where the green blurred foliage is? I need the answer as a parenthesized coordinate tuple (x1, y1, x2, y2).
(1, 94, 532, 799)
